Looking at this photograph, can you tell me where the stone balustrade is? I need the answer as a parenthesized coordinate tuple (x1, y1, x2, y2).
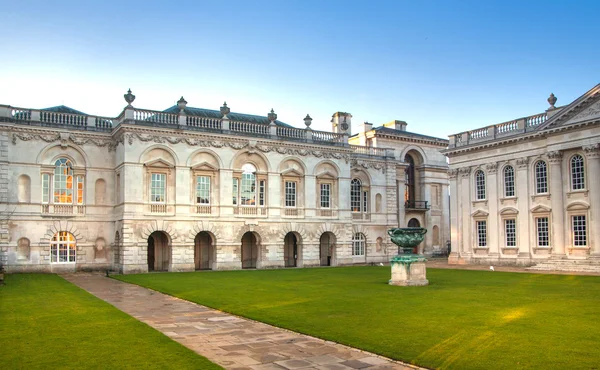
(350, 145, 393, 158)
(448, 111, 548, 148)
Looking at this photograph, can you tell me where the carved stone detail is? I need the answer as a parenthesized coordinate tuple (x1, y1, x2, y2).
(448, 169, 458, 179)
(459, 167, 471, 178)
(12, 132, 116, 151)
(547, 151, 563, 164)
(516, 157, 529, 169)
(583, 143, 600, 158)
(485, 162, 498, 174)
(572, 101, 600, 121)
(350, 159, 386, 173)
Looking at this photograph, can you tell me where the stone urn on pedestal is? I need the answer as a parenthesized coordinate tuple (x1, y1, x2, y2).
(388, 228, 429, 286)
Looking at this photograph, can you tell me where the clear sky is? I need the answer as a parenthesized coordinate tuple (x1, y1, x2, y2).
(0, 0, 598, 138)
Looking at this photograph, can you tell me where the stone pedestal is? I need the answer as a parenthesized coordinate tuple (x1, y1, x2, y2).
(389, 255, 429, 286)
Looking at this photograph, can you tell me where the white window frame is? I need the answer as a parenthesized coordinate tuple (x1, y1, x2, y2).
(536, 217, 550, 247)
(42, 158, 85, 206)
(570, 154, 585, 191)
(503, 165, 515, 198)
(535, 161, 548, 194)
(150, 173, 167, 203)
(572, 215, 587, 247)
(505, 219, 516, 247)
(50, 231, 76, 263)
(475, 170, 486, 200)
(195, 175, 211, 205)
(352, 232, 366, 256)
(351, 178, 369, 213)
(285, 181, 297, 208)
(320, 183, 331, 209)
(476, 220, 487, 247)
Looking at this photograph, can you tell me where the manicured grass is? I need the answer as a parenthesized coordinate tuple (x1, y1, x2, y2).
(0, 274, 221, 370)
(115, 267, 600, 370)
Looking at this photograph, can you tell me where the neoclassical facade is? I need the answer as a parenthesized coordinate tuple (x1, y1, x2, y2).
(445, 84, 600, 266)
(0, 91, 449, 273)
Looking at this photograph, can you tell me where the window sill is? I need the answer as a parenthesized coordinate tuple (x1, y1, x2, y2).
(531, 194, 551, 201)
(567, 190, 588, 198)
(533, 247, 552, 254)
(568, 247, 589, 256)
(501, 247, 519, 255)
(472, 200, 488, 207)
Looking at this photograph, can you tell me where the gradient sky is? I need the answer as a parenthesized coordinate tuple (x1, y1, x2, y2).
(0, 0, 598, 138)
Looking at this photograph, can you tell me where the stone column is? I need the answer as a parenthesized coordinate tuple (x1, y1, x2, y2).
(584, 144, 600, 255)
(516, 158, 531, 257)
(548, 151, 565, 256)
(486, 163, 499, 258)
(459, 167, 472, 261)
(448, 169, 459, 263)
(397, 177, 406, 228)
(441, 183, 451, 252)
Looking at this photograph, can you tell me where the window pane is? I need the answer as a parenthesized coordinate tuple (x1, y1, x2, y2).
(320, 183, 331, 208)
(571, 155, 585, 190)
(572, 215, 587, 246)
(259, 180, 265, 206)
(352, 233, 365, 256)
(351, 179, 361, 212)
(76, 176, 84, 204)
(504, 166, 515, 197)
(537, 217, 549, 247)
(54, 158, 73, 203)
(285, 181, 296, 207)
(50, 231, 76, 263)
(535, 161, 548, 194)
(232, 178, 238, 205)
(241, 173, 256, 205)
(42, 173, 50, 203)
(505, 219, 516, 247)
(475, 170, 486, 200)
(196, 176, 211, 204)
(150, 173, 166, 203)
(477, 220, 487, 247)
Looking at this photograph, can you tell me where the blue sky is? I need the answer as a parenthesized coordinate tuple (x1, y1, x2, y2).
(0, 0, 598, 138)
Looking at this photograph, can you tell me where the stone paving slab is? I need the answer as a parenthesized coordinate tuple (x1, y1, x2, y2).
(63, 274, 421, 370)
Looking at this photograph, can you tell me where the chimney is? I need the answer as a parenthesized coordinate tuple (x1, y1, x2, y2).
(383, 120, 407, 131)
(331, 112, 352, 136)
(360, 121, 373, 133)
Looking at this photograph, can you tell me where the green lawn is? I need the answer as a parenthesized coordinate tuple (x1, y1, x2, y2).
(0, 274, 221, 370)
(115, 267, 600, 370)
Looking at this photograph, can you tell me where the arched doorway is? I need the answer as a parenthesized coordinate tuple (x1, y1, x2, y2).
(148, 231, 170, 271)
(194, 232, 214, 270)
(241, 232, 258, 269)
(319, 232, 336, 266)
(284, 232, 298, 267)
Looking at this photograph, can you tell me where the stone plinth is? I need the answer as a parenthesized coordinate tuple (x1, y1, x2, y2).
(389, 255, 429, 286)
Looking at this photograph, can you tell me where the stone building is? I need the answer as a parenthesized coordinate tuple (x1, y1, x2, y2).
(0, 90, 449, 273)
(444, 84, 600, 266)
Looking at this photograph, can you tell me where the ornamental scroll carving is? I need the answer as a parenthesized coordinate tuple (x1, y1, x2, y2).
(516, 158, 529, 169)
(583, 143, 600, 158)
(547, 151, 563, 164)
(485, 162, 498, 174)
(13, 132, 117, 151)
(350, 159, 386, 173)
(459, 167, 471, 178)
(448, 169, 458, 179)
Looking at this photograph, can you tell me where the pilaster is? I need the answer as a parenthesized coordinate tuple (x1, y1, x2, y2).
(486, 163, 499, 257)
(548, 151, 565, 256)
(448, 169, 459, 263)
(583, 144, 600, 255)
(515, 158, 531, 257)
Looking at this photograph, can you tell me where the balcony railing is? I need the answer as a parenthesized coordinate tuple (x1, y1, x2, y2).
(318, 209, 338, 218)
(195, 205, 212, 215)
(405, 200, 430, 210)
(352, 212, 371, 221)
(234, 206, 267, 216)
(283, 208, 304, 217)
(350, 145, 393, 158)
(150, 203, 167, 213)
(41, 204, 85, 215)
(448, 111, 549, 148)
(8, 107, 114, 132)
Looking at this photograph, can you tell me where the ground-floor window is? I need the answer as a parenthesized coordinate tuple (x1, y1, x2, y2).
(476, 220, 487, 247)
(51, 231, 76, 263)
(572, 215, 587, 247)
(505, 219, 516, 247)
(536, 217, 549, 247)
(352, 233, 366, 256)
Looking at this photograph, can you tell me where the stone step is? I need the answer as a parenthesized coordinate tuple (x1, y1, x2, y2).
(526, 263, 600, 273)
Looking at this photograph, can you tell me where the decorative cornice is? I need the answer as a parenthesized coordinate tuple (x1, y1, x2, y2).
(12, 131, 116, 151)
(547, 150, 563, 164)
(350, 159, 386, 173)
(459, 167, 471, 178)
(516, 157, 529, 169)
(448, 169, 458, 179)
(583, 143, 600, 158)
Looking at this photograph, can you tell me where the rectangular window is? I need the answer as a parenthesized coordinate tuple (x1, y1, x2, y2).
(504, 167, 515, 197)
(259, 180, 265, 206)
(150, 173, 166, 203)
(536, 217, 549, 247)
(42, 173, 50, 203)
(363, 191, 368, 213)
(505, 219, 516, 247)
(240, 173, 256, 206)
(116, 173, 121, 204)
(320, 183, 331, 208)
(285, 181, 296, 208)
(196, 176, 211, 204)
(76, 176, 84, 205)
(232, 178, 238, 205)
(572, 215, 587, 247)
(477, 220, 487, 247)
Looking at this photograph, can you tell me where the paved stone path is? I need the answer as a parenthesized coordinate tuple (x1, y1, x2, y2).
(64, 274, 420, 370)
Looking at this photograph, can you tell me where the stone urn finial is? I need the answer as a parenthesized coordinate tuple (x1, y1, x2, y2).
(547, 93, 557, 109)
(268, 108, 277, 123)
(304, 114, 313, 129)
(177, 96, 187, 111)
(124, 89, 135, 106)
(220, 101, 230, 117)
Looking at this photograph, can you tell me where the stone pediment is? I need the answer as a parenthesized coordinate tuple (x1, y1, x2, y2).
(316, 170, 337, 179)
(281, 168, 303, 177)
(538, 84, 600, 130)
(530, 204, 551, 213)
(566, 201, 589, 211)
(471, 209, 489, 218)
(191, 161, 218, 171)
(500, 207, 518, 215)
(144, 158, 174, 168)
(563, 99, 600, 125)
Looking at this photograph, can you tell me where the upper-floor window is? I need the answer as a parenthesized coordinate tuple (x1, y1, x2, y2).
(503, 165, 515, 197)
(150, 173, 166, 203)
(352, 232, 366, 256)
(233, 163, 265, 207)
(404, 155, 415, 202)
(475, 170, 486, 200)
(570, 154, 585, 191)
(196, 176, 211, 204)
(43, 158, 84, 205)
(320, 183, 331, 208)
(535, 161, 548, 194)
(285, 181, 297, 208)
(351, 178, 368, 213)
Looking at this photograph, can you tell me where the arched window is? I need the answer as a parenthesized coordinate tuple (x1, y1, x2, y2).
(404, 155, 415, 203)
(351, 179, 368, 213)
(571, 154, 585, 190)
(240, 164, 256, 206)
(50, 231, 76, 263)
(352, 232, 366, 256)
(475, 170, 486, 200)
(44, 158, 84, 206)
(535, 161, 548, 194)
(503, 166, 515, 197)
